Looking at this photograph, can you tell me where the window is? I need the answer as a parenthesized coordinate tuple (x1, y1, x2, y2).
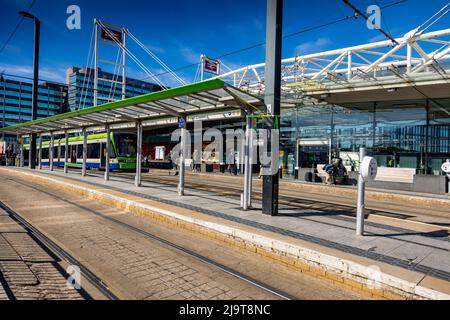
(42, 147, 49, 159)
(114, 133, 137, 156)
(87, 143, 100, 159)
(77, 144, 83, 158)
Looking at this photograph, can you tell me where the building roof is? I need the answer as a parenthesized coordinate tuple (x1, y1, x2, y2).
(0, 79, 264, 136)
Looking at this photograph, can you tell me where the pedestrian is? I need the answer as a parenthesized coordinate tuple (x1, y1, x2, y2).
(323, 158, 348, 185)
(226, 149, 235, 175)
(192, 149, 201, 172)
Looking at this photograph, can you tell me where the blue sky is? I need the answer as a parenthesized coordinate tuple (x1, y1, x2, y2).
(0, 0, 449, 86)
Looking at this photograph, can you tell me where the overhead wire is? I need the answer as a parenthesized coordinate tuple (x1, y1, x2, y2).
(137, 0, 407, 83)
(0, 0, 37, 56)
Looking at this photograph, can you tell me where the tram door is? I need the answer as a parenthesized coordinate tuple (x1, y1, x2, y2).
(100, 143, 107, 169)
(70, 145, 77, 164)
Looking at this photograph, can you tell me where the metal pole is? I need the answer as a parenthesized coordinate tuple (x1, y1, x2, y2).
(29, 17, 40, 170)
(82, 128, 87, 176)
(262, 0, 283, 216)
(243, 114, 251, 210)
(248, 116, 254, 208)
(19, 137, 24, 167)
(105, 125, 110, 181)
(178, 121, 186, 196)
(49, 132, 54, 172)
(121, 30, 127, 100)
(447, 159, 450, 194)
(93, 20, 99, 107)
(200, 55, 205, 81)
(58, 138, 61, 166)
(64, 130, 68, 174)
(38, 134, 42, 170)
(356, 147, 367, 236)
(329, 105, 334, 164)
(135, 121, 142, 187)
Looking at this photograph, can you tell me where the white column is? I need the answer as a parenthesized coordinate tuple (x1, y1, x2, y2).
(82, 128, 87, 177)
(135, 122, 142, 187)
(19, 137, 24, 167)
(105, 125, 110, 181)
(243, 114, 251, 210)
(49, 133, 54, 172)
(178, 119, 186, 196)
(248, 116, 254, 208)
(93, 21, 99, 107)
(64, 130, 68, 174)
(356, 147, 367, 236)
(38, 134, 43, 170)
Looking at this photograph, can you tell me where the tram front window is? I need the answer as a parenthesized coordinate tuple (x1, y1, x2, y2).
(114, 133, 137, 157)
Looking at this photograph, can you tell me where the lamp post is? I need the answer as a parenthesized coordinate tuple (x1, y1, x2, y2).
(19, 11, 40, 169)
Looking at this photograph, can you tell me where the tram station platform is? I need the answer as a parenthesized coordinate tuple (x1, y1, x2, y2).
(1, 166, 450, 300)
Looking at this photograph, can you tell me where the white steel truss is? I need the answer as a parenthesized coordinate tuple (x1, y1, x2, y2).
(216, 28, 450, 98)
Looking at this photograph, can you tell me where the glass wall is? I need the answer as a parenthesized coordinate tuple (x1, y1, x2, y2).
(280, 98, 450, 177)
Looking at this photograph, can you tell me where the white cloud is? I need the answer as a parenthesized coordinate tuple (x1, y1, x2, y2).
(180, 47, 201, 64)
(0, 63, 66, 83)
(294, 38, 332, 56)
(143, 44, 166, 54)
(368, 34, 388, 43)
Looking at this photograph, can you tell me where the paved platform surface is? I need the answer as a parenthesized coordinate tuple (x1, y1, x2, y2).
(22, 168, 449, 286)
(0, 203, 84, 300)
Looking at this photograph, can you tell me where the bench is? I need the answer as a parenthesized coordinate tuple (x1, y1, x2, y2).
(374, 167, 416, 184)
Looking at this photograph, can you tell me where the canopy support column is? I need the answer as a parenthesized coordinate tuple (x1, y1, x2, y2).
(135, 121, 143, 187)
(38, 134, 42, 170)
(19, 136, 24, 167)
(248, 115, 254, 208)
(82, 128, 87, 177)
(178, 117, 186, 196)
(105, 125, 110, 181)
(64, 130, 68, 174)
(243, 114, 252, 210)
(49, 132, 54, 172)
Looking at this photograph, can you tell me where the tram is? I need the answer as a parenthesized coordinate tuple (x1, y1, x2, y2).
(22, 131, 137, 170)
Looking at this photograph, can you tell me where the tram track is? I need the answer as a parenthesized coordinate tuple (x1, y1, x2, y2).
(0, 201, 119, 300)
(4, 177, 296, 300)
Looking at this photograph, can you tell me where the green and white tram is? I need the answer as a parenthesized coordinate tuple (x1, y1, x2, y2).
(23, 131, 137, 170)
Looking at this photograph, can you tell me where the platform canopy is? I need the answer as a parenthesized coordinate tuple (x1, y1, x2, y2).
(0, 79, 265, 136)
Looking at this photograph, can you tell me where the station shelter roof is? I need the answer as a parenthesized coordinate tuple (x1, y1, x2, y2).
(0, 79, 265, 136)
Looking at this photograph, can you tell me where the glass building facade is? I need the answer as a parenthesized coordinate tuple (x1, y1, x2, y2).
(140, 95, 450, 178)
(66, 67, 164, 111)
(279, 98, 450, 177)
(0, 75, 68, 143)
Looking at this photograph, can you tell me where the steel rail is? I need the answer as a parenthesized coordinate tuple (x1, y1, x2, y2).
(4, 178, 296, 301)
(0, 201, 119, 300)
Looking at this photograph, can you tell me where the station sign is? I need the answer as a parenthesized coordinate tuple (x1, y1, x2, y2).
(442, 160, 450, 174)
(101, 27, 123, 43)
(178, 117, 186, 129)
(361, 156, 378, 181)
(203, 56, 220, 75)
